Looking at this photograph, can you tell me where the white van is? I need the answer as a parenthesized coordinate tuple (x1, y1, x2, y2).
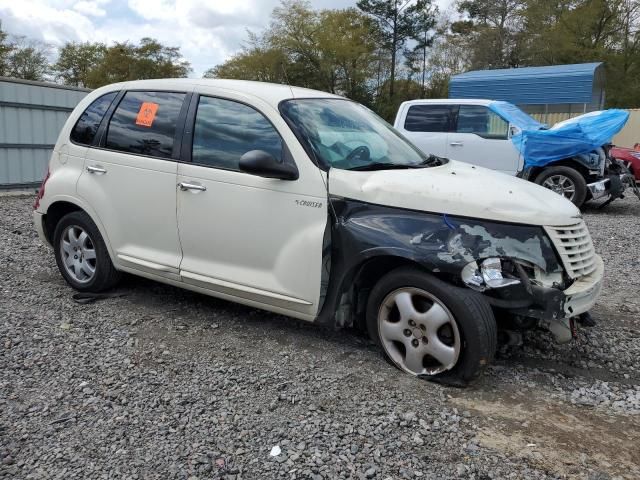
(33, 80, 603, 384)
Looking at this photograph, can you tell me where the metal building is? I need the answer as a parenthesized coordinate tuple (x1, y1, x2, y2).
(449, 63, 605, 124)
(0, 77, 89, 189)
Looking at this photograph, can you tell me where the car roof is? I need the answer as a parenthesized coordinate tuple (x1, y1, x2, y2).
(99, 78, 343, 109)
(401, 98, 495, 107)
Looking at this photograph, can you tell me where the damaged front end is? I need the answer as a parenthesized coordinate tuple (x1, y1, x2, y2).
(320, 198, 602, 344)
(575, 146, 640, 206)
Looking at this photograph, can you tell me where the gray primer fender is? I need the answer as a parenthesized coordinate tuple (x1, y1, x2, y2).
(316, 197, 563, 327)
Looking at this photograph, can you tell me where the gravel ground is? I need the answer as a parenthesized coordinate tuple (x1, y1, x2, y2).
(1, 194, 639, 480)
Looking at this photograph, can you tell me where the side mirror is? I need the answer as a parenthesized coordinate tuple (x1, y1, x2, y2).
(239, 150, 299, 180)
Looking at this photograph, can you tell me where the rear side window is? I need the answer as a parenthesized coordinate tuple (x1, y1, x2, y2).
(70, 92, 118, 145)
(456, 105, 509, 139)
(105, 91, 186, 159)
(192, 96, 282, 171)
(404, 105, 454, 132)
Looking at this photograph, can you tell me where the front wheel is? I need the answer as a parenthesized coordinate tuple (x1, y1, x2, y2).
(534, 166, 587, 207)
(366, 267, 497, 384)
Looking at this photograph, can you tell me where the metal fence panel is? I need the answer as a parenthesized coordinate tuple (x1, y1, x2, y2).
(0, 77, 89, 188)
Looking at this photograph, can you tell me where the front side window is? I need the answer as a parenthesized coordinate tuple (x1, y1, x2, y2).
(192, 96, 282, 170)
(456, 105, 509, 139)
(404, 104, 454, 132)
(280, 99, 434, 171)
(105, 91, 185, 159)
(70, 92, 118, 145)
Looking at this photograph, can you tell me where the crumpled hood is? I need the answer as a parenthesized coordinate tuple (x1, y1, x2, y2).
(328, 160, 582, 227)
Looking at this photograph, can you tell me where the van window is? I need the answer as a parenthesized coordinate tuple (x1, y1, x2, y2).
(404, 105, 454, 132)
(70, 92, 118, 145)
(105, 91, 185, 159)
(456, 105, 509, 139)
(192, 96, 282, 170)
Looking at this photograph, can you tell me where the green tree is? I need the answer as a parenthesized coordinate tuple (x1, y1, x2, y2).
(455, 0, 525, 68)
(405, 2, 438, 94)
(0, 21, 13, 76)
(357, 0, 433, 99)
(131, 37, 191, 79)
(53, 42, 106, 87)
(205, 42, 289, 83)
(6, 36, 50, 81)
(209, 2, 380, 105)
(82, 38, 191, 88)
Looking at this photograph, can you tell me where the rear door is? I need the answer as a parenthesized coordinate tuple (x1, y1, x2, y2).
(395, 104, 454, 157)
(446, 104, 520, 175)
(77, 89, 189, 279)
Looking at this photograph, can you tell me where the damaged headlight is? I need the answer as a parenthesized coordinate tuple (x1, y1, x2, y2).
(461, 258, 522, 291)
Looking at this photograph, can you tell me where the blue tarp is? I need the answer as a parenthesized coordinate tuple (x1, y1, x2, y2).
(489, 101, 546, 131)
(488, 102, 629, 167)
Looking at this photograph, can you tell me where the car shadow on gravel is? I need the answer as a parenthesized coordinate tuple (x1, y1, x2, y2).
(114, 273, 377, 359)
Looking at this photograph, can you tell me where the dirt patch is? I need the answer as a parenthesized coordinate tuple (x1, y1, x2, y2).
(451, 388, 640, 479)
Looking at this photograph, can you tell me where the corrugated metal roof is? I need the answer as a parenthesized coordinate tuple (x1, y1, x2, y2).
(449, 63, 603, 105)
(1, 78, 89, 186)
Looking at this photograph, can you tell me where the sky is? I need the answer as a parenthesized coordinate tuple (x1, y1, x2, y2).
(0, 0, 452, 77)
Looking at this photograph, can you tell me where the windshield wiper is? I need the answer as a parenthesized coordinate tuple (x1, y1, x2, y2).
(420, 154, 446, 166)
(347, 162, 417, 171)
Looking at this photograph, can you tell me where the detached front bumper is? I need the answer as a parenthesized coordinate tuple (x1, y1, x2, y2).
(484, 254, 604, 343)
(562, 254, 604, 317)
(529, 254, 603, 343)
(587, 178, 610, 200)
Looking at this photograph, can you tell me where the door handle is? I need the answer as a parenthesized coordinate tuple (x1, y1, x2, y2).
(178, 182, 207, 192)
(449, 141, 464, 147)
(86, 165, 107, 174)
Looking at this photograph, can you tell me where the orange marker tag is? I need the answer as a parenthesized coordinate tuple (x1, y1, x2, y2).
(135, 102, 159, 127)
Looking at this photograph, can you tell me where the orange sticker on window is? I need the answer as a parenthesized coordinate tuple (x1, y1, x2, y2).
(135, 102, 159, 127)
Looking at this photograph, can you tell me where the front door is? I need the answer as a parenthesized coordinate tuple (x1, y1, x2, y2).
(446, 104, 520, 175)
(176, 93, 327, 318)
(77, 90, 188, 277)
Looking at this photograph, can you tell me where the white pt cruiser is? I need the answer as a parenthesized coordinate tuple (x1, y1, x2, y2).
(33, 79, 604, 385)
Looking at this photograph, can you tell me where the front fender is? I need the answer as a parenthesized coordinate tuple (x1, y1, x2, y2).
(317, 197, 563, 326)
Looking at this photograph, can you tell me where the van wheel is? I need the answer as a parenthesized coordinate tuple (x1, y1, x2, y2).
(53, 211, 121, 292)
(366, 267, 496, 385)
(535, 166, 587, 207)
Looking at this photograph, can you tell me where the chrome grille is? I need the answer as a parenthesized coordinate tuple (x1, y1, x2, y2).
(545, 221, 597, 278)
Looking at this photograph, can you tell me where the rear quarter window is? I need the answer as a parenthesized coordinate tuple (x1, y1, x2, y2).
(105, 91, 186, 159)
(70, 92, 118, 146)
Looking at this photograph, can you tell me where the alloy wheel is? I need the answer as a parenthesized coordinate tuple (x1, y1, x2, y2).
(542, 174, 576, 201)
(59, 225, 97, 284)
(377, 287, 461, 376)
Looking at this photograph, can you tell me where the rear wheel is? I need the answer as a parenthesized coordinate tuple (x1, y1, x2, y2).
(366, 267, 496, 384)
(53, 211, 121, 292)
(534, 166, 587, 207)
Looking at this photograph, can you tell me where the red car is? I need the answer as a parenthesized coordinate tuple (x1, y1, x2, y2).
(611, 144, 640, 183)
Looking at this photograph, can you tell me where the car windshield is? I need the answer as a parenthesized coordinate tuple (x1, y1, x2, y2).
(280, 98, 438, 171)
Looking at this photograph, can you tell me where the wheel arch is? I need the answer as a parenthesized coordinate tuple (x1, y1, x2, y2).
(528, 159, 590, 182)
(42, 196, 116, 262)
(324, 252, 455, 330)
